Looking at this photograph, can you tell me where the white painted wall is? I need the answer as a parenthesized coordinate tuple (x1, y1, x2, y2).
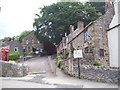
(108, 0, 119, 67)
(108, 27, 118, 67)
(109, 0, 118, 28)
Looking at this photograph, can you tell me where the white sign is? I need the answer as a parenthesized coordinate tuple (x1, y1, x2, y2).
(74, 50, 83, 59)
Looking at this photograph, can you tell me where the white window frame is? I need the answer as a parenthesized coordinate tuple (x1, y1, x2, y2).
(14, 47, 18, 52)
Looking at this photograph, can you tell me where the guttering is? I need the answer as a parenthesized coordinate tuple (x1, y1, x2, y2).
(107, 24, 120, 31)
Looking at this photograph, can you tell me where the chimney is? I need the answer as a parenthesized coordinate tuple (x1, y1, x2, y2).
(77, 21, 84, 32)
(105, 0, 114, 15)
(70, 25, 74, 33)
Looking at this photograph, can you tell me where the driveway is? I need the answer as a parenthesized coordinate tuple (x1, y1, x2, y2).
(24, 56, 50, 74)
(23, 56, 118, 88)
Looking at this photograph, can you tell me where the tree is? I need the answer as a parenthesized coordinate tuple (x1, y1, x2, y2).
(2, 37, 12, 41)
(86, 0, 105, 15)
(12, 36, 20, 40)
(19, 30, 32, 42)
(33, 2, 100, 44)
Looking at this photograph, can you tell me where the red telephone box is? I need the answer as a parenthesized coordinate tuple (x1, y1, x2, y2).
(1, 48, 9, 61)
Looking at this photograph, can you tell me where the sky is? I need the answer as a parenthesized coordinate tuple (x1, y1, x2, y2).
(0, 0, 87, 39)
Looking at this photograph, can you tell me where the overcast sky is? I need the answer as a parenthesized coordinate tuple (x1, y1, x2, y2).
(0, 0, 87, 39)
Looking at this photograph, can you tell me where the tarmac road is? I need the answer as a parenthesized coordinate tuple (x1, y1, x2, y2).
(1, 56, 118, 88)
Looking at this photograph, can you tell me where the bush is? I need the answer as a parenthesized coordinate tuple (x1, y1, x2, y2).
(9, 52, 20, 61)
(28, 51, 34, 56)
(24, 52, 27, 56)
(60, 66, 64, 72)
(92, 59, 101, 66)
(56, 55, 63, 68)
(70, 47, 75, 54)
(63, 49, 69, 59)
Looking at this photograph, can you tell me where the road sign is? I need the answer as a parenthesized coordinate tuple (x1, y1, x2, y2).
(74, 50, 83, 59)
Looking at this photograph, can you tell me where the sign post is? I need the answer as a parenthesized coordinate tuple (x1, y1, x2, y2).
(77, 58, 80, 79)
(74, 49, 83, 79)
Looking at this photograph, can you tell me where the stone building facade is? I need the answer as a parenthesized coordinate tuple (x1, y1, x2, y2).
(57, 1, 114, 66)
(8, 40, 24, 56)
(0, 40, 24, 58)
(21, 31, 43, 54)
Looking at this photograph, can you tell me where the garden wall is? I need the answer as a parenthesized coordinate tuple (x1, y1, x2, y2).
(0, 60, 29, 77)
(61, 59, 119, 84)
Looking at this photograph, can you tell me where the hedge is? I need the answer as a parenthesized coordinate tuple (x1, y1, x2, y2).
(56, 55, 63, 67)
(9, 52, 20, 60)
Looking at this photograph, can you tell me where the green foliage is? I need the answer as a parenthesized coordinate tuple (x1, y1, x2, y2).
(60, 66, 64, 72)
(33, 2, 100, 44)
(28, 51, 34, 56)
(56, 55, 63, 67)
(88, 46, 93, 53)
(86, 1, 105, 15)
(92, 59, 101, 66)
(2, 30, 32, 42)
(24, 52, 27, 56)
(9, 52, 20, 61)
(70, 47, 75, 54)
(63, 49, 69, 59)
(19, 30, 32, 42)
(2, 37, 12, 41)
(12, 36, 20, 40)
(25, 56, 33, 60)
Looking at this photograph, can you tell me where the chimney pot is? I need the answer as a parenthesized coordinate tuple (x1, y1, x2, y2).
(77, 21, 84, 32)
(70, 25, 74, 33)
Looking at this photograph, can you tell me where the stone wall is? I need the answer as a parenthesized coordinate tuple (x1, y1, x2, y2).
(0, 61, 29, 77)
(61, 59, 119, 84)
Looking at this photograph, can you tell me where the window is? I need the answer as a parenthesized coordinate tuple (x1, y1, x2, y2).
(84, 47, 88, 53)
(14, 47, 18, 52)
(100, 49, 104, 57)
(26, 39, 29, 44)
(84, 30, 88, 42)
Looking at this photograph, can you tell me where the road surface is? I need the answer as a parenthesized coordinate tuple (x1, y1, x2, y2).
(1, 56, 118, 88)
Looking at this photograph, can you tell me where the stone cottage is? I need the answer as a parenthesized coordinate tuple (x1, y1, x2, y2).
(0, 40, 24, 59)
(21, 31, 43, 55)
(57, 1, 114, 66)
